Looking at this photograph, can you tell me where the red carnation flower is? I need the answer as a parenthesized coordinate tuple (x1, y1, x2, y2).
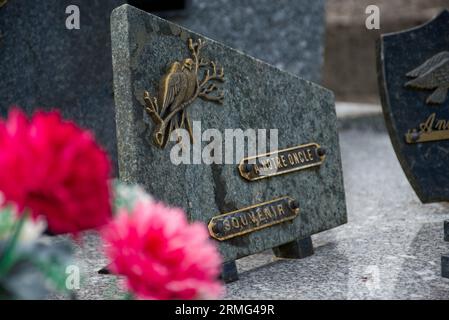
(102, 201, 224, 300)
(0, 108, 112, 235)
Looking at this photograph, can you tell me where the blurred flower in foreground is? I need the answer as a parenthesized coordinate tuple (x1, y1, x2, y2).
(0, 204, 46, 244)
(0, 206, 73, 299)
(102, 201, 224, 300)
(113, 181, 153, 211)
(0, 108, 112, 235)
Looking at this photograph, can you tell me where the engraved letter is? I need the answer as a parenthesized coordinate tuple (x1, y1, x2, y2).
(420, 113, 435, 133)
(223, 219, 231, 232)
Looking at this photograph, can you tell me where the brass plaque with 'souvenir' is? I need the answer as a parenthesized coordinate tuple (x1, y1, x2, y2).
(238, 143, 325, 181)
(208, 196, 300, 241)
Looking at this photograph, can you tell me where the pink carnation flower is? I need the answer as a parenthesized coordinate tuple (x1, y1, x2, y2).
(0, 108, 112, 235)
(102, 201, 224, 300)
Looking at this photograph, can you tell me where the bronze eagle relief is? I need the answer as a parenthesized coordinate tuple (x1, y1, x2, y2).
(143, 38, 225, 148)
(405, 51, 449, 105)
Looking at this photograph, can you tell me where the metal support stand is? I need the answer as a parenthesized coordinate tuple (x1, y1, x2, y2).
(220, 260, 239, 283)
(273, 236, 314, 259)
(442, 221, 449, 278)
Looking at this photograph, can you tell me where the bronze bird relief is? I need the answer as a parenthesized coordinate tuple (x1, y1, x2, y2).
(405, 51, 449, 104)
(143, 38, 225, 148)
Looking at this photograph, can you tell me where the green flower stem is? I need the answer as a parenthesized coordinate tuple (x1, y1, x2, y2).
(0, 214, 27, 276)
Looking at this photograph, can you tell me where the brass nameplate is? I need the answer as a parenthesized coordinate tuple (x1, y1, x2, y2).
(405, 113, 449, 144)
(238, 143, 325, 181)
(208, 196, 299, 241)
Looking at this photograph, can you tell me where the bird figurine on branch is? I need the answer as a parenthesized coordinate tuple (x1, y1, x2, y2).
(143, 38, 225, 148)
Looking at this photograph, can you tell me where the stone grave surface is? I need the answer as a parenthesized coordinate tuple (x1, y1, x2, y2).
(55, 103, 449, 299)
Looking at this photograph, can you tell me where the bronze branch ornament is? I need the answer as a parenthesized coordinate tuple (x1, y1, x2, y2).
(143, 38, 225, 148)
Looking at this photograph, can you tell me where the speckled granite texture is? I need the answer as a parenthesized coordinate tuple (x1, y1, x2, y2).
(171, 0, 325, 83)
(111, 5, 346, 262)
(0, 0, 122, 173)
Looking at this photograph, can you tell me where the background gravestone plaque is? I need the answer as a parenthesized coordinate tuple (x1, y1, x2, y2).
(0, 0, 122, 172)
(377, 10, 449, 203)
(170, 0, 326, 84)
(377, 10, 449, 280)
(112, 4, 347, 281)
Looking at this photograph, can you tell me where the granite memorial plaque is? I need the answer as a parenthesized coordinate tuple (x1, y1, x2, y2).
(112, 4, 346, 282)
(377, 10, 449, 203)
